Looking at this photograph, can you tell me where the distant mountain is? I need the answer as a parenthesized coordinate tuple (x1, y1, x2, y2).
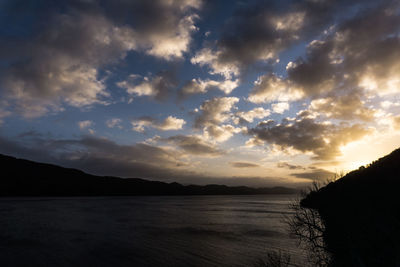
(0, 154, 297, 196)
(301, 148, 400, 266)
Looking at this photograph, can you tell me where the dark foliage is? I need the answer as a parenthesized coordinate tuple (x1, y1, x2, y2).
(0, 154, 297, 196)
(301, 148, 400, 266)
(255, 250, 291, 267)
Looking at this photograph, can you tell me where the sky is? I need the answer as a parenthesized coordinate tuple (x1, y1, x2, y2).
(1, 0, 400, 187)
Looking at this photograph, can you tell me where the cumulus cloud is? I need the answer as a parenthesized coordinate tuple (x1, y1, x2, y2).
(245, 1, 400, 124)
(272, 102, 289, 114)
(117, 71, 177, 101)
(248, 116, 372, 160)
(230, 162, 260, 168)
(132, 116, 186, 132)
(78, 120, 95, 134)
(191, 0, 374, 78)
(162, 135, 224, 157)
(203, 124, 243, 142)
(248, 74, 303, 104)
(0, 0, 202, 117)
(234, 107, 271, 125)
(180, 78, 239, 97)
(309, 91, 375, 121)
(78, 120, 94, 130)
(194, 97, 239, 128)
(287, 2, 400, 98)
(106, 118, 123, 129)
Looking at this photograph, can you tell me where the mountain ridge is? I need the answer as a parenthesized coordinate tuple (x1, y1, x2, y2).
(0, 154, 297, 196)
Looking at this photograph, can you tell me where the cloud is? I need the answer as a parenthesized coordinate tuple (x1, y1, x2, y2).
(234, 107, 270, 125)
(202, 124, 243, 142)
(191, 0, 374, 78)
(194, 97, 239, 128)
(106, 118, 123, 129)
(230, 162, 260, 168)
(286, 2, 400, 98)
(277, 162, 306, 170)
(272, 102, 289, 114)
(132, 116, 186, 132)
(0, 133, 298, 187)
(393, 116, 400, 130)
(117, 71, 177, 101)
(180, 78, 239, 97)
(309, 91, 375, 121)
(248, 116, 372, 160)
(0, 108, 11, 125)
(162, 134, 224, 157)
(248, 73, 303, 104)
(291, 168, 335, 181)
(78, 120, 95, 134)
(0, 133, 189, 178)
(78, 120, 94, 130)
(0, 0, 202, 117)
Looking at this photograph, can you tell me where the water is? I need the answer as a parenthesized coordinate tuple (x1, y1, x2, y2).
(0, 195, 305, 267)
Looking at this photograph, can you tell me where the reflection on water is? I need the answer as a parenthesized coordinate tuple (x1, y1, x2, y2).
(0, 195, 305, 266)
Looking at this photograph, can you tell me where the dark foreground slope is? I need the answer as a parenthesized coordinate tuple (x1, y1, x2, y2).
(0, 154, 296, 196)
(301, 148, 400, 266)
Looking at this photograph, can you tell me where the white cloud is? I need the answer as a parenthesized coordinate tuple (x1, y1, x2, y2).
(181, 78, 239, 96)
(194, 97, 239, 128)
(203, 124, 244, 142)
(234, 107, 271, 124)
(78, 120, 94, 130)
(117, 71, 176, 100)
(157, 116, 186, 130)
(248, 74, 303, 104)
(191, 48, 240, 79)
(106, 118, 123, 129)
(132, 116, 186, 132)
(272, 102, 289, 114)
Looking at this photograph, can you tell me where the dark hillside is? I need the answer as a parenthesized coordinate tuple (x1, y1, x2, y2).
(301, 148, 400, 266)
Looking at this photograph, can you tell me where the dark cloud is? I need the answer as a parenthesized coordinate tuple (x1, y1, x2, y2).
(309, 89, 376, 121)
(0, 133, 296, 187)
(277, 162, 306, 170)
(0, 0, 201, 117)
(192, 0, 377, 77)
(230, 162, 259, 168)
(248, 116, 372, 160)
(162, 135, 224, 157)
(117, 71, 178, 101)
(194, 96, 238, 128)
(287, 2, 400, 97)
(291, 168, 335, 182)
(0, 133, 187, 180)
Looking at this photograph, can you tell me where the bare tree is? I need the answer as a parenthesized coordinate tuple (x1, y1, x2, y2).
(254, 250, 292, 267)
(286, 182, 332, 267)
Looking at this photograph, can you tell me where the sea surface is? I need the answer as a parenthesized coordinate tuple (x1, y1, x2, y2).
(0, 195, 305, 267)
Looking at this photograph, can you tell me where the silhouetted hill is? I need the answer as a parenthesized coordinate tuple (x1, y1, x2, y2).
(301, 148, 400, 266)
(0, 154, 297, 196)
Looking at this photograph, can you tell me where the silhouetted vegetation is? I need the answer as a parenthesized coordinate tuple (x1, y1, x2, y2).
(0, 154, 297, 196)
(287, 183, 331, 266)
(294, 148, 400, 266)
(255, 250, 291, 267)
